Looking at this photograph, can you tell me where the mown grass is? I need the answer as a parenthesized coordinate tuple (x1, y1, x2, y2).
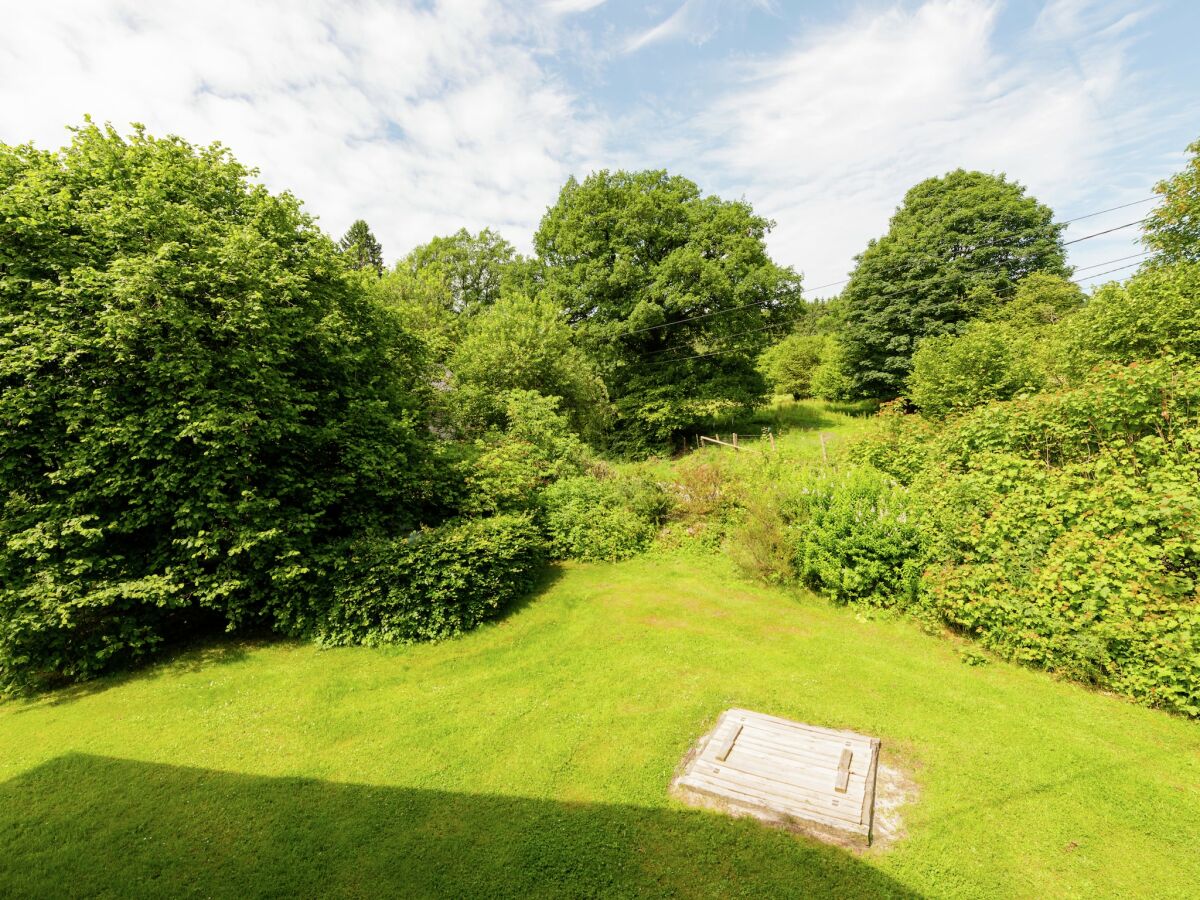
(2, 551, 1198, 898)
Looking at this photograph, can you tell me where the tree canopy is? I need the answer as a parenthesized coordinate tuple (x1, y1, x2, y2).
(0, 124, 433, 689)
(404, 227, 516, 315)
(838, 169, 1067, 399)
(533, 169, 803, 450)
(1144, 138, 1200, 265)
(339, 219, 384, 273)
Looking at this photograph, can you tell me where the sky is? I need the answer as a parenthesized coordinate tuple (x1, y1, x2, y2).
(2, 0, 1197, 293)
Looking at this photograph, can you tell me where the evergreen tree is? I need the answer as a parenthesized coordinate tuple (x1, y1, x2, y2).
(339, 219, 384, 273)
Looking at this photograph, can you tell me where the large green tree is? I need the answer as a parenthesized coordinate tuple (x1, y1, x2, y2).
(839, 169, 1067, 399)
(339, 218, 384, 273)
(0, 124, 432, 689)
(534, 170, 802, 450)
(404, 227, 516, 315)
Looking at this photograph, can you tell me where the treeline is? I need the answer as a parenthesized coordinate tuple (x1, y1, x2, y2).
(742, 139, 1200, 717)
(3, 118, 1198, 714)
(0, 123, 792, 689)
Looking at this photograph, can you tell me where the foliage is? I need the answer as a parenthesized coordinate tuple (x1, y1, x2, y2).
(459, 391, 589, 516)
(839, 169, 1067, 399)
(908, 320, 1044, 418)
(313, 514, 546, 645)
(0, 124, 433, 690)
(918, 438, 1200, 717)
(368, 266, 460, 364)
(448, 293, 610, 439)
(779, 467, 925, 608)
(989, 271, 1084, 329)
(808, 338, 855, 402)
(848, 401, 936, 484)
(534, 169, 803, 451)
(338, 219, 384, 273)
(1144, 138, 1200, 264)
(758, 332, 826, 399)
(539, 473, 663, 562)
(1050, 262, 1200, 382)
(403, 227, 516, 316)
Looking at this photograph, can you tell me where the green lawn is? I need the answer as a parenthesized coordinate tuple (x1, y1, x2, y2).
(2, 552, 1198, 898)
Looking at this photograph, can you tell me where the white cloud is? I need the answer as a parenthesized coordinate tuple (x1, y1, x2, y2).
(686, 0, 1169, 288)
(624, 0, 774, 54)
(0, 0, 605, 261)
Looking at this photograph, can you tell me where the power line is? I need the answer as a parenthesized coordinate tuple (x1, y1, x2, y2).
(1073, 250, 1153, 272)
(1059, 196, 1156, 224)
(643, 251, 1158, 368)
(624, 199, 1154, 339)
(1062, 219, 1146, 246)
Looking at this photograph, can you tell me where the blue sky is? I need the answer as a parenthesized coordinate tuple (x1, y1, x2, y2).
(2, 1, 1197, 291)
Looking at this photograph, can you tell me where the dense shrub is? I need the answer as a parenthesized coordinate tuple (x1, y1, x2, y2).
(780, 467, 925, 608)
(0, 124, 433, 691)
(1050, 262, 1200, 381)
(459, 391, 588, 516)
(759, 333, 826, 399)
(908, 321, 1044, 418)
(918, 439, 1200, 717)
(540, 474, 663, 562)
(314, 514, 546, 645)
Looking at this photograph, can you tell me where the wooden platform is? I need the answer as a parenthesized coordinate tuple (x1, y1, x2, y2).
(672, 709, 881, 846)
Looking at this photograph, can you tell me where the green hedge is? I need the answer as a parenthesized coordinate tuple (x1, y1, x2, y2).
(539, 475, 662, 562)
(314, 514, 546, 645)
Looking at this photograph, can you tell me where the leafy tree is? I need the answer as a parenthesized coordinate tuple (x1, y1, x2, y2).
(1144, 138, 1200, 264)
(908, 322, 1043, 418)
(448, 293, 609, 439)
(839, 170, 1067, 399)
(810, 339, 854, 402)
(759, 333, 826, 399)
(369, 266, 460, 365)
(534, 169, 803, 451)
(988, 272, 1083, 329)
(0, 124, 433, 690)
(404, 227, 516, 315)
(339, 218, 385, 273)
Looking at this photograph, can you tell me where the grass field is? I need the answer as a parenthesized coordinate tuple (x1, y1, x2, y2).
(3, 550, 1198, 898)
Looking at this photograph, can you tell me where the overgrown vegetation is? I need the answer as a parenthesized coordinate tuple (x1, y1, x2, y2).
(3, 117, 1199, 728)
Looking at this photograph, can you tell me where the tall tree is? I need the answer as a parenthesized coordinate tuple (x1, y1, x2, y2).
(339, 219, 384, 273)
(534, 170, 803, 451)
(0, 124, 431, 689)
(1144, 137, 1200, 264)
(404, 227, 516, 315)
(839, 170, 1067, 399)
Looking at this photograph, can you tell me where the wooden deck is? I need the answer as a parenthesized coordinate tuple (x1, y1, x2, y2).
(673, 709, 881, 846)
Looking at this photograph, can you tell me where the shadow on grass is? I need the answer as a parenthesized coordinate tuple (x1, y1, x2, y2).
(0, 754, 919, 899)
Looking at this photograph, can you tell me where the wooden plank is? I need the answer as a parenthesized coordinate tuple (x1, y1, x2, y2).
(678, 774, 871, 837)
(680, 709, 881, 839)
(835, 748, 852, 793)
(713, 724, 743, 762)
(728, 730, 871, 769)
(718, 744, 869, 803)
(680, 769, 866, 827)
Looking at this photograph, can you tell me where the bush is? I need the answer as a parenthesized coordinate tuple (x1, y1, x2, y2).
(540, 475, 662, 562)
(314, 514, 546, 645)
(917, 438, 1200, 717)
(908, 321, 1044, 418)
(459, 391, 589, 516)
(759, 333, 826, 399)
(780, 467, 925, 608)
(0, 124, 433, 691)
(1050, 262, 1200, 382)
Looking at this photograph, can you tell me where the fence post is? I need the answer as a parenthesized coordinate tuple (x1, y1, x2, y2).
(732, 433, 739, 451)
(769, 431, 776, 452)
